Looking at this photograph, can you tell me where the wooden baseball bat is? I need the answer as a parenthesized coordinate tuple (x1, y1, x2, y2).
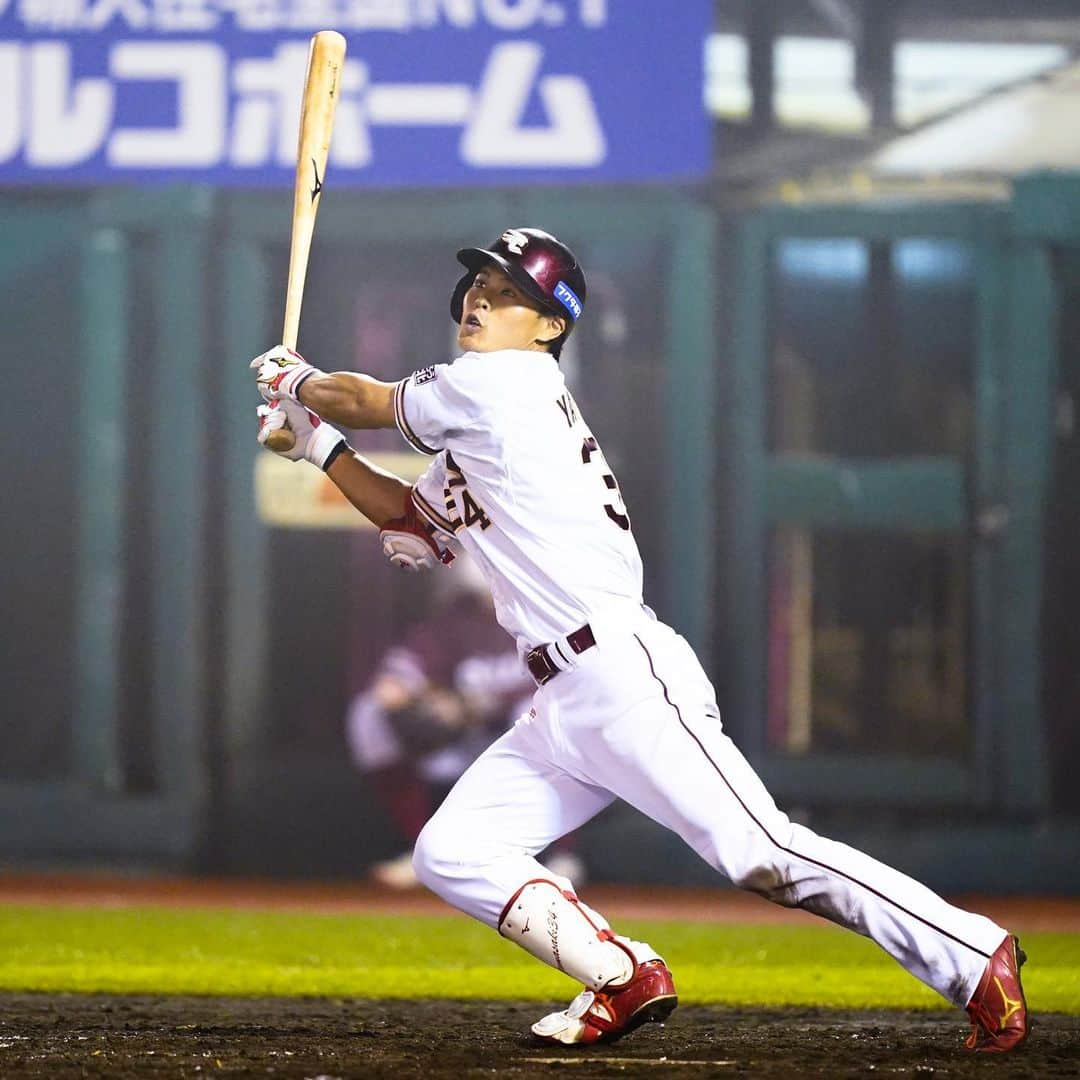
(263, 29, 346, 452)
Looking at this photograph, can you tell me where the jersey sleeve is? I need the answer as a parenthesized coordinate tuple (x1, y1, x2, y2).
(410, 454, 456, 537)
(393, 361, 485, 455)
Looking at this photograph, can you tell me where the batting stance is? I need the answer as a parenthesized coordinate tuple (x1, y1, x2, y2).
(252, 228, 1028, 1052)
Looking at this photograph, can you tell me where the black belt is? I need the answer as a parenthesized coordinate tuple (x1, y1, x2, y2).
(526, 623, 596, 685)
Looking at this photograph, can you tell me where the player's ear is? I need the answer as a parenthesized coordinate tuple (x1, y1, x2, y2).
(537, 314, 566, 346)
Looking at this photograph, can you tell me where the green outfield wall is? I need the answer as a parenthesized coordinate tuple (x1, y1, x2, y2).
(1, 177, 1078, 891)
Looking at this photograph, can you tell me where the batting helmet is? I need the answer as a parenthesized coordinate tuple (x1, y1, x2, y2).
(450, 227, 586, 358)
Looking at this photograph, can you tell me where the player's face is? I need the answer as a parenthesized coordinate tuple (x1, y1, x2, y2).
(457, 265, 565, 354)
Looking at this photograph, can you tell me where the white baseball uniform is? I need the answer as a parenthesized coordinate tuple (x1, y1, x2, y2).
(395, 347, 1005, 1008)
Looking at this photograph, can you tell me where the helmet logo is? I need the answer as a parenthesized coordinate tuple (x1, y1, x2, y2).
(501, 229, 529, 255)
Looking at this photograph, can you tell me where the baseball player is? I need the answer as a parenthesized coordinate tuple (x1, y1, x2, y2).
(251, 228, 1028, 1052)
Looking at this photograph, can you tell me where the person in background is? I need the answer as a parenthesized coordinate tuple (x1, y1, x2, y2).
(346, 557, 585, 888)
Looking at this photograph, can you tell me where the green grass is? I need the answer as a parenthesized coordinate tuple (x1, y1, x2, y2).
(1, 905, 1077, 1013)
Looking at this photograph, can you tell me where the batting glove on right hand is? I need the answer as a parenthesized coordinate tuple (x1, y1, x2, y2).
(257, 398, 346, 470)
(250, 344, 322, 404)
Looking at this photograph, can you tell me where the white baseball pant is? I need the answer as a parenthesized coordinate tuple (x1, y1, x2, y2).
(412, 607, 1005, 1006)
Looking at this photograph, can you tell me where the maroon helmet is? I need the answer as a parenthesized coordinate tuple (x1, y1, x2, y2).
(450, 227, 586, 358)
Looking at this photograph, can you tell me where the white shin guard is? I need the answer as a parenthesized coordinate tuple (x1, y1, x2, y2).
(498, 879, 641, 991)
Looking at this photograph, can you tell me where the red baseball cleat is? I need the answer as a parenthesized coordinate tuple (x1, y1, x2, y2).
(531, 958, 678, 1046)
(965, 934, 1028, 1052)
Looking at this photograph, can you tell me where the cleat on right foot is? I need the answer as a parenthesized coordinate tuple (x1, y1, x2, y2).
(531, 959, 678, 1046)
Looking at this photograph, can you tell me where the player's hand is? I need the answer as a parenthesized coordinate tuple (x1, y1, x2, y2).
(250, 344, 322, 404)
(257, 398, 345, 469)
(419, 688, 470, 731)
(379, 492, 456, 571)
(380, 526, 454, 571)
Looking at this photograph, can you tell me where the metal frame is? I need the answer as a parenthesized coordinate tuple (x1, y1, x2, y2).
(727, 195, 1053, 814)
(0, 188, 214, 860)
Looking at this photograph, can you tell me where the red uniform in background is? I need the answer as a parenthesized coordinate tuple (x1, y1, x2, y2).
(347, 584, 582, 887)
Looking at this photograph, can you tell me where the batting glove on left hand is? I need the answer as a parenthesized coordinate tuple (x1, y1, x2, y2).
(380, 493, 456, 572)
(257, 398, 346, 470)
(250, 344, 322, 404)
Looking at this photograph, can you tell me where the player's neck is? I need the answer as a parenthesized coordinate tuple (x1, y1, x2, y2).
(461, 346, 557, 361)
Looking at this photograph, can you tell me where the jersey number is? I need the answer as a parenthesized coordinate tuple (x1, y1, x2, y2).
(461, 490, 490, 530)
(444, 451, 491, 531)
(581, 436, 630, 531)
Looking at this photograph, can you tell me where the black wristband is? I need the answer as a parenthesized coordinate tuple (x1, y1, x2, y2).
(293, 369, 316, 397)
(321, 440, 351, 473)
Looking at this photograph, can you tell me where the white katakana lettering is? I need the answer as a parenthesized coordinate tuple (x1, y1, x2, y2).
(109, 43, 225, 166)
(27, 43, 113, 165)
(150, 0, 218, 29)
(231, 46, 370, 168)
(462, 42, 605, 166)
(366, 79, 470, 125)
(221, 0, 283, 30)
(84, 0, 149, 28)
(578, 0, 605, 26)
(16, 0, 86, 30)
(286, 0, 337, 28)
(0, 45, 21, 162)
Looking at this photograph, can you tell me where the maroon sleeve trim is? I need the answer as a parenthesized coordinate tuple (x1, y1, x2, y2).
(394, 379, 440, 456)
(411, 486, 456, 534)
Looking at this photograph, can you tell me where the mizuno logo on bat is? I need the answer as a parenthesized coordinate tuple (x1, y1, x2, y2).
(311, 159, 323, 203)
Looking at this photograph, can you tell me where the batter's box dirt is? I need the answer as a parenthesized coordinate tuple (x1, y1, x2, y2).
(0, 994, 1076, 1079)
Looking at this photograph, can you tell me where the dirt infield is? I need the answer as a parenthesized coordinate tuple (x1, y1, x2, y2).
(1, 992, 1078, 1079)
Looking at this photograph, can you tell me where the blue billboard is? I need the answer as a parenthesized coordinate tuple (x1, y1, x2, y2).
(0, 1, 711, 186)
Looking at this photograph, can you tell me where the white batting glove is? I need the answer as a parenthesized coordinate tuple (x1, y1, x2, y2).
(380, 493, 456, 571)
(250, 344, 322, 404)
(257, 398, 346, 470)
(381, 529, 451, 572)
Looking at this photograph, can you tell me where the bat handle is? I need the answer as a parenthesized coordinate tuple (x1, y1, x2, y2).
(263, 420, 298, 453)
(262, 330, 300, 452)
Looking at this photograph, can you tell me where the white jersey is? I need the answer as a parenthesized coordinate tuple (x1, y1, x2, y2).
(393, 349, 644, 651)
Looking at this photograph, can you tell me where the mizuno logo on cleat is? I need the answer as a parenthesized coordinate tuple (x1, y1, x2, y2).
(994, 977, 1023, 1027)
